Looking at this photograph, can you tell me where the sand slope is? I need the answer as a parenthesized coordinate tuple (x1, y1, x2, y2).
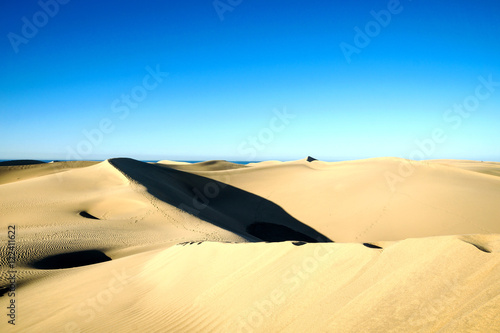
(3, 236, 500, 332)
(1, 157, 499, 332)
(173, 157, 500, 242)
(109, 158, 330, 242)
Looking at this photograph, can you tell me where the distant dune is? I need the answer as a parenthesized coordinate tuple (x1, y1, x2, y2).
(0, 160, 47, 166)
(1, 157, 499, 332)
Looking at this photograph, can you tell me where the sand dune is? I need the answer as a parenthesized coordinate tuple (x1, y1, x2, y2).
(157, 159, 248, 171)
(0, 160, 99, 185)
(1, 157, 499, 332)
(175, 157, 500, 242)
(4, 237, 500, 332)
(428, 159, 500, 178)
(109, 158, 330, 242)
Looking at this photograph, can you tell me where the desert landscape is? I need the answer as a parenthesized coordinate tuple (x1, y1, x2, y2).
(3, 0, 499, 331)
(1, 157, 499, 332)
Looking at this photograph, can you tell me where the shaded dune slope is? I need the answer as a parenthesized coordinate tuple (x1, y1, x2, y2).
(109, 158, 331, 243)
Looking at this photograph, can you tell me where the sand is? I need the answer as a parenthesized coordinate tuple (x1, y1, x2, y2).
(1, 157, 499, 332)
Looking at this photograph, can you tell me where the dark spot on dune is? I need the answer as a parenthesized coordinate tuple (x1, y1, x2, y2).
(292, 241, 307, 246)
(363, 243, 383, 249)
(32, 250, 111, 269)
(306, 156, 317, 162)
(79, 211, 99, 220)
(247, 222, 319, 242)
(0, 287, 9, 297)
(468, 243, 491, 253)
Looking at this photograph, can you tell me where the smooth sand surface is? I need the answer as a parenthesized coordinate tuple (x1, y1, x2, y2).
(173, 157, 500, 242)
(1, 157, 499, 332)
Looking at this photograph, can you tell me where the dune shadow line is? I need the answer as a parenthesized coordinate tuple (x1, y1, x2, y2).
(109, 158, 332, 243)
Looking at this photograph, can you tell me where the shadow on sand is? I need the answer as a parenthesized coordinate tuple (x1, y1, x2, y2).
(31, 250, 111, 269)
(109, 158, 332, 243)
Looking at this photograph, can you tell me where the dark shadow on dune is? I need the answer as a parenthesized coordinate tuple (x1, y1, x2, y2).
(466, 242, 491, 253)
(79, 211, 99, 220)
(248, 223, 318, 242)
(0, 281, 28, 297)
(0, 287, 9, 297)
(31, 250, 111, 269)
(363, 243, 383, 249)
(109, 158, 332, 243)
(0, 160, 46, 166)
(292, 241, 307, 246)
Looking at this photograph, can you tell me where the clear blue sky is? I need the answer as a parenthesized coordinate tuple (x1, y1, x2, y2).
(1, 0, 499, 161)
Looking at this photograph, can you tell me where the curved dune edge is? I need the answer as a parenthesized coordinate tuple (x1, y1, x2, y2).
(1, 235, 499, 332)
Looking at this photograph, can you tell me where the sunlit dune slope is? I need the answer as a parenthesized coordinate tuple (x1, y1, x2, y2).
(4, 235, 499, 332)
(169, 157, 500, 242)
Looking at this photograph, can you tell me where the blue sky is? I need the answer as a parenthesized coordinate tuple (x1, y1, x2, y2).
(1, 0, 499, 161)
